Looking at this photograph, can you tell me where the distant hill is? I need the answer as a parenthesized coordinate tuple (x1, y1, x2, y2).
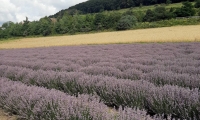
(49, 0, 194, 18)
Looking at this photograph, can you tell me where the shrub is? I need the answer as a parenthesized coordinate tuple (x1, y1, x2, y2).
(166, 0, 172, 5)
(116, 15, 137, 30)
(143, 9, 155, 22)
(154, 6, 173, 20)
(198, 9, 200, 16)
(175, 1, 196, 17)
(143, 7, 174, 22)
(195, 0, 200, 8)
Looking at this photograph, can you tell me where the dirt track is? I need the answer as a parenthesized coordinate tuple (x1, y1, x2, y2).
(0, 25, 200, 49)
(0, 109, 17, 120)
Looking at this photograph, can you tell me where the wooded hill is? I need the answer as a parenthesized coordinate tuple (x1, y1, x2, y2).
(50, 0, 195, 18)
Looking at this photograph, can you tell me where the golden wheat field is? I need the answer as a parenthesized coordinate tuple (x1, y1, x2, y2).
(0, 25, 200, 49)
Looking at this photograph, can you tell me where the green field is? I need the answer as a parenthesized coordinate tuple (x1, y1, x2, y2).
(103, 2, 187, 14)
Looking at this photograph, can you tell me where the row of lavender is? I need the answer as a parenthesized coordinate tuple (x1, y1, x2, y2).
(0, 65, 199, 119)
(0, 61, 199, 89)
(0, 77, 159, 120)
(1, 59, 199, 76)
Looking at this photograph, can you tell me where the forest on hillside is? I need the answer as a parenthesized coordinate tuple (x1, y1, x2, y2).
(0, 1, 200, 39)
(50, 0, 195, 18)
(69, 0, 194, 13)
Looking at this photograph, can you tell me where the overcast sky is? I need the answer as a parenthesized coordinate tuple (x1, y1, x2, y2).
(0, 0, 88, 26)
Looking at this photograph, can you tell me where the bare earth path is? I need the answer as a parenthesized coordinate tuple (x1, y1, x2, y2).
(0, 25, 200, 49)
(0, 109, 17, 120)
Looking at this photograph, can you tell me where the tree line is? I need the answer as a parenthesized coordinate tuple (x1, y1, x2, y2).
(0, 1, 200, 39)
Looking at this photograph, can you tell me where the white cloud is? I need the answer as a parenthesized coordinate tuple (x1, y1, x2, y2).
(0, 0, 87, 25)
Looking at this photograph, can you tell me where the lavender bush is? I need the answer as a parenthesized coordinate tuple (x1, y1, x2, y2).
(144, 70, 200, 89)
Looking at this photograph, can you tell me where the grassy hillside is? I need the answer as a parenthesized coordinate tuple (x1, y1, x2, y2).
(51, 2, 186, 18)
(106, 2, 185, 13)
(51, 0, 194, 17)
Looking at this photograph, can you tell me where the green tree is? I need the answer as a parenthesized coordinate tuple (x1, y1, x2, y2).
(198, 8, 200, 15)
(39, 17, 52, 36)
(123, 9, 135, 16)
(154, 6, 174, 20)
(22, 17, 30, 36)
(0, 31, 7, 39)
(56, 15, 70, 34)
(143, 6, 174, 22)
(84, 14, 94, 31)
(116, 15, 137, 30)
(54, 22, 63, 34)
(94, 13, 106, 30)
(0, 30, 2, 39)
(9, 23, 23, 37)
(154, 7, 168, 20)
(41, 23, 51, 36)
(106, 12, 122, 29)
(69, 15, 85, 34)
(195, 0, 200, 8)
(143, 9, 155, 22)
(0, 29, 10, 39)
(166, 0, 172, 5)
(28, 21, 41, 35)
(79, 14, 94, 32)
(175, 1, 196, 17)
(2, 21, 14, 28)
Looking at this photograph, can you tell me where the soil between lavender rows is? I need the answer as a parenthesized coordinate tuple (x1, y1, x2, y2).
(0, 108, 17, 120)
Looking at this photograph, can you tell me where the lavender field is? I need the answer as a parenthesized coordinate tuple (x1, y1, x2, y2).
(0, 43, 200, 120)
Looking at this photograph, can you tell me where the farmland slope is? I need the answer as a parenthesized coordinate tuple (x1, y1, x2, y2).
(0, 25, 200, 49)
